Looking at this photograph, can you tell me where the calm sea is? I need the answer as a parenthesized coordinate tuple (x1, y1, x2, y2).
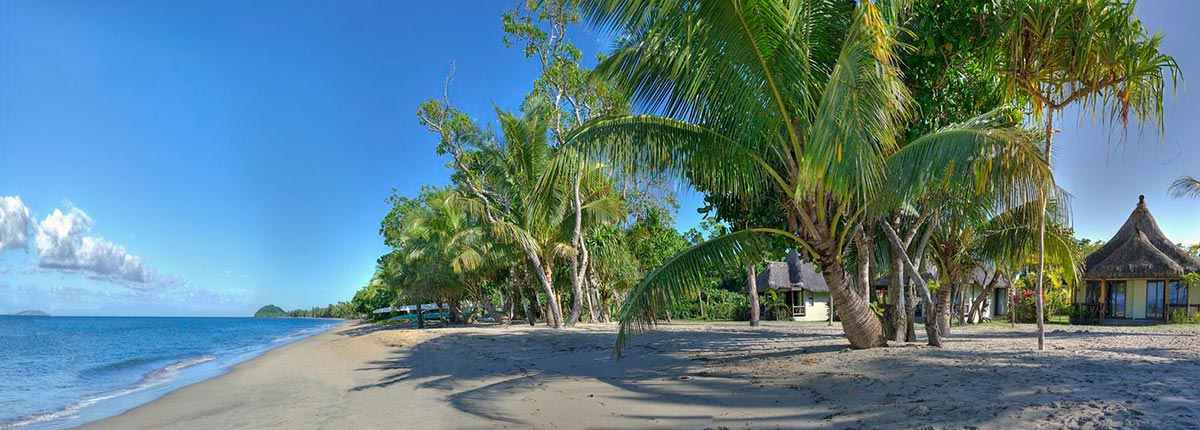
(0, 316, 341, 430)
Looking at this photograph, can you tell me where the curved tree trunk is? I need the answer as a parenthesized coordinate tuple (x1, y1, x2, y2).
(565, 172, 588, 327)
(821, 261, 888, 348)
(965, 270, 1001, 324)
(528, 251, 563, 328)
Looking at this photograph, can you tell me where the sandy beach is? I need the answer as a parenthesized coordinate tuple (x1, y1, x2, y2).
(77, 321, 1200, 430)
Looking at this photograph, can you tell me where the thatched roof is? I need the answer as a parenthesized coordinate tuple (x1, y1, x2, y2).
(969, 266, 1011, 289)
(752, 251, 830, 293)
(1084, 195, 1200, 279)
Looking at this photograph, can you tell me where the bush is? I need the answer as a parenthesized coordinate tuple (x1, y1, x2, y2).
(1169, 309, 1190, 324)
(665, 287, 749, 321)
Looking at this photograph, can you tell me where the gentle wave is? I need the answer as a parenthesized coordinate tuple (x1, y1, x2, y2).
(0, 356, 216, 430)
(79, 354, 189, 378)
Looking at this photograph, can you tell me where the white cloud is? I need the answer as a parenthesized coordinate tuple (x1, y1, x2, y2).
(33, 205, 172, 290)
(0, 196, 32, 252)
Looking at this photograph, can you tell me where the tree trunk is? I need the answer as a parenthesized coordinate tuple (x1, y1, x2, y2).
(565, 168, 588, 327)
(416, 303, 426, 329)
(589, 269, 608, 323)
(821, 260, 887, 348)
(566, 255, 585, 327)
(747, 264, 761, 326)
(966, 271, 1002, 325)
(536, 259, 564, 328)
(880, 221, 941, 347)
(584, 275, 597, 323)
(887, 252, 908, 342)
(936, 283, 953, 338)
(449, 298, 465, 324)
(855, 228, 873, 300)
(1035, 109, 1054, 350)
(906, 283, 917, 342)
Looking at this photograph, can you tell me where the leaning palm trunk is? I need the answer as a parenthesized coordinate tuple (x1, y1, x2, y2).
(966, 271, 1002, 324)
(821, 260, 887, 347)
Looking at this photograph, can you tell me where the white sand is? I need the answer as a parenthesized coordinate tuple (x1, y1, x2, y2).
(78, 321, 1200, 430)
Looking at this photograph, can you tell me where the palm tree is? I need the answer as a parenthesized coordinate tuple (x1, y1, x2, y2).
(927, 196, 1081, 335)
(567, 0, 1051, 353)
(1169, 176, 1200, 200)
(994, 0, 1180, 350)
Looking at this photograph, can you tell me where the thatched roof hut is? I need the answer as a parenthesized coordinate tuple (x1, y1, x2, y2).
(752, 251, 829, 293)
(1084, 195, 1200, 279)
(970, 266, 1012, 289)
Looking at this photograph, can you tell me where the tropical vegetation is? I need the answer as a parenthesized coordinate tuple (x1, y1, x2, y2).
(343, 0, 1179, 354)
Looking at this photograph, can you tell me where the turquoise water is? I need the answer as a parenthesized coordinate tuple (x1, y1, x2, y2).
(0, 316, 341, 430)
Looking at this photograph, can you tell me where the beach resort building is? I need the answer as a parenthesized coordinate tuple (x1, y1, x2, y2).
(751, 252, 832, 322)
(1074, 196, 1200, 323)
(957, 266, 1012, 323)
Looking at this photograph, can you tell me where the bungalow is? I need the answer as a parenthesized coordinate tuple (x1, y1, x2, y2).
(751, 252, 832, 322)
(1074, 196, 1200, 323)
(957, 266, 1012, 323)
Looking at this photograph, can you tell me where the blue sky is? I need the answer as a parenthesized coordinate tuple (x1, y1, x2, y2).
(0, 1, 1197, 316)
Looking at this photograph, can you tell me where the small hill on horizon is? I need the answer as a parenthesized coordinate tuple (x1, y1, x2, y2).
(10, 310, 50, 317)
(254, 305, 288, 318)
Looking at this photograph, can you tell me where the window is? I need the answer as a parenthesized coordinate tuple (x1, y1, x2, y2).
(1084, 281, 1102, 303)
(1170, 280, 1188, 306)
(1107, 281, 1127, 318)
(1147, 280, 1165, 319)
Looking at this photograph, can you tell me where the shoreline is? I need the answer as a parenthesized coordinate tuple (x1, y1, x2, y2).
(71, 321, 1200, 430)
(2, 319, 348, 430)
(63, 321, 350, 430)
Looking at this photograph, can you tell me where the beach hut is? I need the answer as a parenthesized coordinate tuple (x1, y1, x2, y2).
(750, 252, 832, 322)
(957, 266, 1012, 323)
(1074, 196, 1200, 323)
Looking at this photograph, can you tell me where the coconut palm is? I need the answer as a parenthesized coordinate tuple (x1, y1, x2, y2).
(564, 0, 1052, 354)
(993, 0, 1180, 350)
(1169, 176, 1200, 200)
(927, 195, 1081, 336)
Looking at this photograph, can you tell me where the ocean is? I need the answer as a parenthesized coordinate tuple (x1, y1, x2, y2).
(0, 316, 341, 430)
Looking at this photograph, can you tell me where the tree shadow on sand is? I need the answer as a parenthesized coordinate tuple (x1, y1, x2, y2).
(349, 323, 1200, 429)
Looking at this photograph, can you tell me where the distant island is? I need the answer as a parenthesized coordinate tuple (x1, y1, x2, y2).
(9, 310, 50, 317)
(252, 302, 353, 319)
(253, 305, 288, 318)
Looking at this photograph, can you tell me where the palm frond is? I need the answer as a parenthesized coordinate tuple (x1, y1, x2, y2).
(1169, 175, 1200, 200)
(614, 227, 803, 357)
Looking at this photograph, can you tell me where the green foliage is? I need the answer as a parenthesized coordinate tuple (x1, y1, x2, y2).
(255, 303, 356, 319)
(1184, 272, 1200, 290)
(253, 305, 287, 318)
(666, 286, 749, 321)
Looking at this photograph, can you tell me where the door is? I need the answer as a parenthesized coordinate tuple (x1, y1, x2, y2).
(1107, 281, 1127, 318)
(1147, 280, 1165, 320)
(993, 288, 1007, 317)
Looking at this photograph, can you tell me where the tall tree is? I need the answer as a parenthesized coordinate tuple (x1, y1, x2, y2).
(567, 0, 1050, 353)
(993, 0, 1180, 350)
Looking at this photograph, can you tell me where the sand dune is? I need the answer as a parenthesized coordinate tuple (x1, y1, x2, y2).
(79, 321, 1200, 430)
